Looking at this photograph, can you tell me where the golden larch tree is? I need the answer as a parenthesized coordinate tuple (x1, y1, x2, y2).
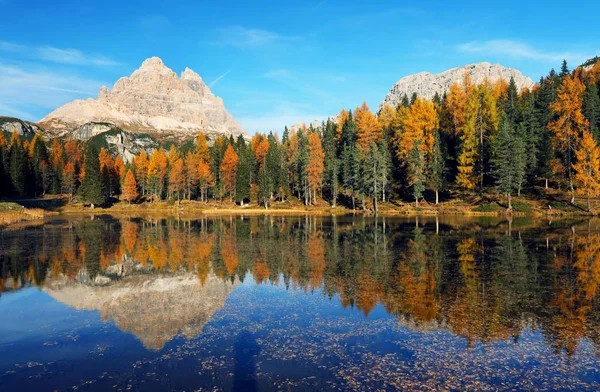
(252, 133, 270, 168)
(395, 97, 438, 160)
(355, 102, 382, 152)
(307, 132, 325, 204)
(220, 144, 239, 202)
(195, 132, 210, 163)
(549, 75, 589, 203)
(197, 158, 214, 202)
(122, 169, 138, 204)
(168, 158, 187, 201)
(573, 130, 600, 211)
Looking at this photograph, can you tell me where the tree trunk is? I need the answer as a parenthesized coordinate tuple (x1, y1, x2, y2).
(507, 193, 512, 211)
(435, 190, 439, 205)
(588, 194, 591, 212)
(545, 178, 548, 189)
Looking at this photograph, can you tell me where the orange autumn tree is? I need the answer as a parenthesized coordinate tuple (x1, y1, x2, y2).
(122, 169, 138, 204)
(335, 109, 350, 143)
(168, 158, 187, 201)
(355, 102, 382, 152)
(62, 162, 76, 201)
(395, 97, 438, 160)
(573, 130, 600, 211)
(307, 132, 325, 204)
(133, 150, 149, 196)
(251, 133, 270, 168)
(195, 132, 210, 163)
(549, 75, 589, 203)
(444, 82, 468, 136)
(220, 144, 239, 202)
(197, 158, 214, 202)
(147, 148, 168, 200)
(185, 151, 200, 200)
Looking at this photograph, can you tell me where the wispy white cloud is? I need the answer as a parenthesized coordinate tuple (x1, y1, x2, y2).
(457, 40, 595, 65)
(208, 69, 232, 88)
(0, 40, 119, 67)
(214, 26, 300, 49)
(0, 62, 104, 121)
(37, 46, 120, 66)
(0, 40, 26, 52)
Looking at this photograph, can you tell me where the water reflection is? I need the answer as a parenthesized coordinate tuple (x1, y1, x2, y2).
(2, 215, 600, 356)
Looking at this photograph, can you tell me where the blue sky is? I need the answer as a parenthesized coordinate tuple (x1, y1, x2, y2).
(0, 0, 599, 133)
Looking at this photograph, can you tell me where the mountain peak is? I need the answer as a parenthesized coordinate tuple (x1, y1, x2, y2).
(181, 67, 203, 81)
(38, 57, 246, 141)
(379, 62, 535, 112)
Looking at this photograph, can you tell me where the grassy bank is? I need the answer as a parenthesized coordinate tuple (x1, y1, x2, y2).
(6, 187, 598, 219)
(0, 202, 55, 227)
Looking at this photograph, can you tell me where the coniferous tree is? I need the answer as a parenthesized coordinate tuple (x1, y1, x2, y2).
(407, 141, 426, 207)
(235, 135, 253, 204)
(491, 116, 526, 210)
(80, 144, 105, 206)
(427, 131, 445, 204)
(573, 130, 600, 211)
(583, 83, 600, 141)
(560, 59, 570, 78)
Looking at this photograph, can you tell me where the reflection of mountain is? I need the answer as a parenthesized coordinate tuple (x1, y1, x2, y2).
(44, 272, 237, 350)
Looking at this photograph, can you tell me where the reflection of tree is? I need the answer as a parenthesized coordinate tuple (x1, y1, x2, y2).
(221, 230, 239, 276)
(10, 215, 600, 356)
(307, 231, 325, 290)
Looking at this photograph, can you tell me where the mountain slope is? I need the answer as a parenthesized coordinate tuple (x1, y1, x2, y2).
(379, 62, 535, 111)
(39, 57, 246, 140)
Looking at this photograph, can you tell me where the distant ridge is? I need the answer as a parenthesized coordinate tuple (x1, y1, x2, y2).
(379, 62, 535, 112)
(38, 57, 246, 141)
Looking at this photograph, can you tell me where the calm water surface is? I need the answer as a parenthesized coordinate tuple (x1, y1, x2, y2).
(1, 214, 600, 391)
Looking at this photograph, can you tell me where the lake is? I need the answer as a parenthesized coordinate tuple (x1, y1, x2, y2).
(1, 214, 600, 391)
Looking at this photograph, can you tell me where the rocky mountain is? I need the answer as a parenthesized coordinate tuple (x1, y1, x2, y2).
(379, 62, 535, 112)
(45, 270, 237, 350)
(0, 116, 43, 137)
(39, 57, 246, 141)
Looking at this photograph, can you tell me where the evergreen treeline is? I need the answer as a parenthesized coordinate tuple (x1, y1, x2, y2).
(2, 59, 600, 211)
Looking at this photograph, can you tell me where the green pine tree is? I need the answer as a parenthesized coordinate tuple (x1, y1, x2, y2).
(427, 131, 446, 204)
(491, 116, 526, 210)
(407, 141, 425, 207)
(81, 144, 105, 206)
(583, 83, 600, 141)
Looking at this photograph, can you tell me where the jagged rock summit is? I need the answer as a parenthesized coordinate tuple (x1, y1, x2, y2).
(379, 62, 535, 112)
(39, 57, 246, 140)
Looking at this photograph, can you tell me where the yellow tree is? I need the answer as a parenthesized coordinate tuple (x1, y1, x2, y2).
(147, 148, 168, 200)
(307, 132, 325, 204)
(335, 109, 350, 143)
(198, 158, 214, 202)
(378, 104, 396, 139)
(355, 102, 382, 152)
(251, 133, 270, 168)
(195, 132, 210, 163)
(133, 150, 149, 196)
(62, 162, 76, 201)
(573, 130, 600, 211)
(122, 169, 138, 204)
(549, 75, 589, 203)
(185, 151, 200, 200)
(444, 82, 468, 136)
(456, 83, 498, 192)
(395, 97, 438, 160)
(220, 144, 239, 202)
(168, 158, 186, 202)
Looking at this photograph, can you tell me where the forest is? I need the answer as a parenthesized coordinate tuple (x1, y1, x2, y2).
(1, 59, 600, 212)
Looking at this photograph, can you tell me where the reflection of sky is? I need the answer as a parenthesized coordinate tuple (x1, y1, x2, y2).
(1, 277, 600, 391)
